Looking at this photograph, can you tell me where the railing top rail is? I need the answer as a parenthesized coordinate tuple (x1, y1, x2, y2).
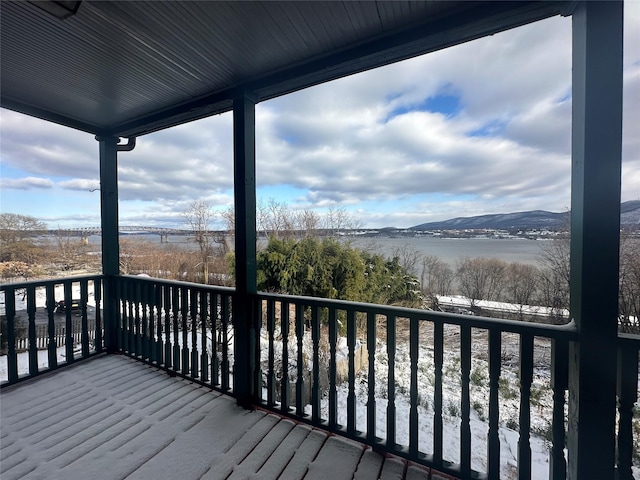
(618, 332, 640, 348)
(0, 274, 104, 290)
(120, 274, 235, 293)
(257, 291, 579, 340)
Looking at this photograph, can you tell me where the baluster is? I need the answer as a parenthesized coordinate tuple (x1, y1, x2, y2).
(460, 325, 471, 475)
(5, 287, 18, 383)
(434, 321, 443, 467)
(141, 281, 149, 360)
(281, 300, 291, 412)
(135, 280, 142, 356)
(164, 284, 172, 368)
(116, 278, 124, 351)
(147, 282, 156, 363)
(191, 288, 199, 378)
(172, 285, 180, 372)
(200, 290, 209, 383)
(387, 314, 397, 447)
(122, 279, 131, 353)
(347, 308, 356, 435)
(328, 307, 337, 427)
(488, 329, 502, 480)
(94, 278, 102, 352)
(366, 311, 376, 443)
(80, 280, 89, 357)
(64, 282, 74, 362)
(616, 340, 639, 480)
(118, 279, 125, 353)
(212, 293, 220, 386)
(549, 339, 567, 480)
(410, 316, 419, 456)
(266, 298, 276, 406)
(295, 303, 305, 417)
(518, 334, 534, 480)
(27, 285, 38, 376)
(46, 283, 57, 368)
(311, 305, 320, 422)
(221, 294, 230, 391)
(128, 280, 135, 354)
(252, 295, 262, 400)
(155, 283, 163, 364)
(181, 286, 189, 374)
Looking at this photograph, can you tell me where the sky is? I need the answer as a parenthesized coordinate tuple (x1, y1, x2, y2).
(1, 4, 639, 230)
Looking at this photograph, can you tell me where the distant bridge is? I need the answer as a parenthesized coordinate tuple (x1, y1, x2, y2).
(47, 226, 194, 236)
(36, 226, 208, 243)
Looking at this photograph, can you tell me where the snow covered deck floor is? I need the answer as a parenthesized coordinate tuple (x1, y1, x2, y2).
(1, 354, 450, 480)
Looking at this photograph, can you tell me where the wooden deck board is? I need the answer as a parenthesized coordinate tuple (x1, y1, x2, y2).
(1, 354, 450, 480)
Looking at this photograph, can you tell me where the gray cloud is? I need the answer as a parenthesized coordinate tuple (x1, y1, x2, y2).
(0, 110, 98, 178)
(58, 178, 100, 191)
(1, 176, 54, 190)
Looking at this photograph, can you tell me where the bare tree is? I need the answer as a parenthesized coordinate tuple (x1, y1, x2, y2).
(619, 236, 640, 333)
(184, 200, 216, 284)
(537, 267, 569, 323)
(0, 213, 46, 243)
(420, 255, 454, 298)
(391, 243, 421, 277)
(0, 213, 46, 263)
(539, 236, 570, 289)
(503, 262, 540, 320)
(221, 206, 235, 233)
(257, 198, 296, 239)
(49, 229, 96, 272)
(456, 257, 507, 310)
(324, 206, 362, 236)
(296, 209, 321, 238)
(537, 236, 571, 323)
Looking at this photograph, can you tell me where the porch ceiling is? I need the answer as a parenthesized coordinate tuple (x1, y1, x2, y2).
(1, 1, 567, 138)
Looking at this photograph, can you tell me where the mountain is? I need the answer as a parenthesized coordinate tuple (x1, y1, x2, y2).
(411, 201, 640, 231)
(621, 200, 640, 226)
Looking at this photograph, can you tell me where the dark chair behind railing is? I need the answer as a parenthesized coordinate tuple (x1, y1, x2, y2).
(1, 275, 103, 385)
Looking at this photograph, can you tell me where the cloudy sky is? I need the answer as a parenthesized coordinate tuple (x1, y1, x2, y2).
(1, 5, 639, 230)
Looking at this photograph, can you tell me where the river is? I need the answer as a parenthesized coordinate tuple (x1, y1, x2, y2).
(80, 233, 547, 268)
(348, 236, 547, 267)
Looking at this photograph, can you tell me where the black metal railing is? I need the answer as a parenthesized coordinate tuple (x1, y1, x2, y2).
(114, 275, 235, 393)
(617, 333, 640, 480)
(254, 292, 637, 480)
(0, 275, 103, 385)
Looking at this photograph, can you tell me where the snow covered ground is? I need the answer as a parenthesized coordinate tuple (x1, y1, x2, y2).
(311, 334, 555, 480)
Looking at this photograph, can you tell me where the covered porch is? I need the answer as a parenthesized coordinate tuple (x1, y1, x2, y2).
(2, 353, 440, 480)
(1, 1, 635, 479)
